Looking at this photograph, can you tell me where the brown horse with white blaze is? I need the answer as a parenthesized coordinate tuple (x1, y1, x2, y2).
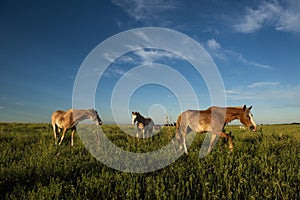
(132, 111, 154, 139)
(175, 105, 256, 154)
(51, 109, 102, 146)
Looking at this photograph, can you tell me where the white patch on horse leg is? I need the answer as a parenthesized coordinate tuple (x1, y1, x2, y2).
(183, 138, 188, 154)
(71, 130, 75, 146)
(52, 125, 58, 145)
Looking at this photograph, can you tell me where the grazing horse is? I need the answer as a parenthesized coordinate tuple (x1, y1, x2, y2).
(175, 105, 256, 154)
(131, 111, 154, 139)
(51, 109, 102, 146)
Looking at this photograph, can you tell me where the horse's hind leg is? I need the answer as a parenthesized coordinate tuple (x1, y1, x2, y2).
(220, 132, 234, 151)
(71, 128, 76, 146)
(207, 132, 218, 154)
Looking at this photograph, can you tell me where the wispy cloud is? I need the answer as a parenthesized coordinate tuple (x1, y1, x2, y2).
(133, 49, 180, 64)
(105, 48, 181, 66)
(112, 0, 179, 25)
(248, 81, 280, 88)
(103, 66, 126, 78)
(206, 38, 271, 69)
(226, 83, 300, 108)
(103, 49, 182, 77)
(234, 1, 300, 34)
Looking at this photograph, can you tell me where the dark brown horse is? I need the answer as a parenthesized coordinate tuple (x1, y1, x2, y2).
(51, 109, 102, 146)
(132, 111, 154, 139)
(175, 105, 256, 154)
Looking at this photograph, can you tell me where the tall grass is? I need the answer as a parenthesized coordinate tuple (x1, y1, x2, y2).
(0, 123, 299, 199)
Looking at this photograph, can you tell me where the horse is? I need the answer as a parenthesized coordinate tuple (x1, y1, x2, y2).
(51, 108, 102, 146)
(131, 111, 154, 139)
(175, 105, 256, 154)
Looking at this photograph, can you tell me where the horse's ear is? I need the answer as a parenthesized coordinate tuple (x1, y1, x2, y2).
(243, 105, 246, 111)
(249, 106, 252, 110)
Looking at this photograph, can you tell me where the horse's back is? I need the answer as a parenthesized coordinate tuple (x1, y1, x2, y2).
(178, 109, 215, 132)
(52, 110, 64, 120)
(51, 110, 70, 125)
(145, 117, 154, 126)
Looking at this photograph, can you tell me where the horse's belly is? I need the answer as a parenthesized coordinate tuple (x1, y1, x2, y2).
(196, 121, 212, 133)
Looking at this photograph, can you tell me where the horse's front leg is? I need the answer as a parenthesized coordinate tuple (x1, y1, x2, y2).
(136, 126, 140, 141)
(220, 131, 234, 151)
(58, 128, 67, 146)
(142, 128, 145, 139)
(176, 126, 188, 154)
(52, 124, 58, 145)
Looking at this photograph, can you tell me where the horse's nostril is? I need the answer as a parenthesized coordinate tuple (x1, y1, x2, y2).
(250, 125, 254, 130)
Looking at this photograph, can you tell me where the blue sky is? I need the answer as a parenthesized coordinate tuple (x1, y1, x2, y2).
(0, 0, 300, 124)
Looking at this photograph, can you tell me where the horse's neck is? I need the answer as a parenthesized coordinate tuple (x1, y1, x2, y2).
(137, 115, 146, 124)
(72, 110, 91, 125)
(224, 108, 242, 123)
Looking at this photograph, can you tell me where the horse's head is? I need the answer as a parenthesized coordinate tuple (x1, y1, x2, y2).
(131, 111, 139, 125)
(90, 109, 103, 125)
(240, 105, 256, 131)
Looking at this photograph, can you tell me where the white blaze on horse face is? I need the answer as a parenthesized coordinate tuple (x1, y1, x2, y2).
(249, 112, 257, 131)
(132, 114, 137, 125)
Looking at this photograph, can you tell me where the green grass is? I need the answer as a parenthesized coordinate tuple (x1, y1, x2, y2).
(0, 123, 299, 199)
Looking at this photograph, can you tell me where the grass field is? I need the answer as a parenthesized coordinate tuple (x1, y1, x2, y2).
(0, 123, 299, 199)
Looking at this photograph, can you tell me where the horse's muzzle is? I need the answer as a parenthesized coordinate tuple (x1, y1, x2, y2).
(250, 125, 256, 132)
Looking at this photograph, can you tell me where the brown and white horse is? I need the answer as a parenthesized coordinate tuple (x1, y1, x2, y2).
(175, 105, 256, 154)
(131, 111, 154, 139)
(51, 109, 102, 146)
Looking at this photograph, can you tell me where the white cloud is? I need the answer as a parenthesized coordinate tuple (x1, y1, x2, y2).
(103, 66, 126, 78)
(234, 1, 300, 34)
(227, 83, 300, 109)
(102, 49, 182, 77)
(112, 0, 179, 24)
(248, 81, 280, 88)
(133, 49, 180, 64)
(207, 39, 221, 50)
(206, 38, 271, 69)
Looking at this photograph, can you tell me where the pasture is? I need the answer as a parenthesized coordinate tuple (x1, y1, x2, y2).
(0, 123, 299, 199)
